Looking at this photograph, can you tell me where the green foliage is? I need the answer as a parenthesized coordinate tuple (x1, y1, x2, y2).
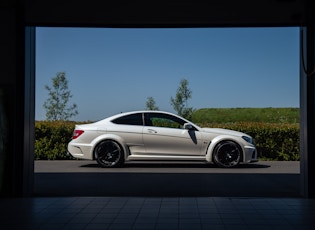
(192, 108, 299, 124)
(146, 96, 159, 110)
(170, 79, 194, 119)
(43, 72, 78, 121)
(191, 108, 300, 160)
(35, 121, 76, 160)
(198, 122, 300, 161)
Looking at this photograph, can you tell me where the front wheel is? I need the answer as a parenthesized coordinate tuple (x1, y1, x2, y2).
(94, 140, 124, 167)
(213, 141, 242, 168)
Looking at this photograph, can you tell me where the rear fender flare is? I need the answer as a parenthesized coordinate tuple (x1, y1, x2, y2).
(90, 134, 130, 160)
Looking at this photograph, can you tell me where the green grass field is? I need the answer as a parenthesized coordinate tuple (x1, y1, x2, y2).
(191, 108, 299, 124)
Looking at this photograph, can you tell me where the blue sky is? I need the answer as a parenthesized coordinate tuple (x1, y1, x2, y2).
(36, 27, 300, 121)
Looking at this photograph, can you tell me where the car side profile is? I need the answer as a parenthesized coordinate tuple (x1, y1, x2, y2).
(68, 111, 258, 168)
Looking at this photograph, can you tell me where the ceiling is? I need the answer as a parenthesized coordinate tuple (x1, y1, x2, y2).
(24, 0, 308, 28)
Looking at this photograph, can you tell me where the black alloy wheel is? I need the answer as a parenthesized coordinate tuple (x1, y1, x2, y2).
(95, 140, 124, 167)
(213, 141, 241, 168)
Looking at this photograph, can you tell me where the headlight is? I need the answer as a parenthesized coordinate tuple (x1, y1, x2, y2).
(242, 136, 253, 144)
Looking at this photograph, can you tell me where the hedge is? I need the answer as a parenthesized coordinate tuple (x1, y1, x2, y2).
(34, 121, 300, 161)
(35, 121, 76, 160)
(199, 122, 300, 161)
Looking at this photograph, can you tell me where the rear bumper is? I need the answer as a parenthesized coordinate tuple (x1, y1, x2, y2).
(67, 143, 93, 160)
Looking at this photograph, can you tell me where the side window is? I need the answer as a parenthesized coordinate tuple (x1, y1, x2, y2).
(146, 113, 185, 129)
(112, 113, 143, 125)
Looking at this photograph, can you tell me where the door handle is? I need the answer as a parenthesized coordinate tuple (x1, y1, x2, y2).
(147, 129, 157, 134)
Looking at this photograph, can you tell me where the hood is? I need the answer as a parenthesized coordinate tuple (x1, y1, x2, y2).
(201, 128, 245, 137)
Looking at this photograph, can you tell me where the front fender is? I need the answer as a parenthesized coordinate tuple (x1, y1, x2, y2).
(90, 134, 130, 160)
(205, 135, 245, 162)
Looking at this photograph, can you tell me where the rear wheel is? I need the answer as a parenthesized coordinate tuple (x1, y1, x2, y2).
(94, 140, 124, 167)
(213, 141, 241, 168)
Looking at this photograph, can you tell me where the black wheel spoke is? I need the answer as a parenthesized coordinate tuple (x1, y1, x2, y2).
(95, 140, 124, 167)
(213, 141, 241, 168)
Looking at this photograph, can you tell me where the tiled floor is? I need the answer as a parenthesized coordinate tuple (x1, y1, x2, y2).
(1, 197, 314, 230)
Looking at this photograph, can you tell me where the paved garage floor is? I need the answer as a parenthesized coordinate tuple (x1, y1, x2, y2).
(1, 196, 314, 229)
(1, 161, 313, 229)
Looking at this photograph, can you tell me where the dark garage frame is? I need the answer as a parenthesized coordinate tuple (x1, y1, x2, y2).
(0, 0, 314, 198)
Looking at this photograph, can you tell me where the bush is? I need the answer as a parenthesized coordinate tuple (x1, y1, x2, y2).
(35, 121, 76, 160)
(198, 122, 300, 161)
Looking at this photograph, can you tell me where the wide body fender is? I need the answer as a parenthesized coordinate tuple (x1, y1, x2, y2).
(205, 135, 245, 162)
(89, 134, 130, 160)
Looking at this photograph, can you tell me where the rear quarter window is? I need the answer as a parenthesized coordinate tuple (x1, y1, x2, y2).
(111, 113, 143, 125)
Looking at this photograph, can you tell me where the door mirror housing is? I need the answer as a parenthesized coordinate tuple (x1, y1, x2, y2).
(184, 123, 194, 130)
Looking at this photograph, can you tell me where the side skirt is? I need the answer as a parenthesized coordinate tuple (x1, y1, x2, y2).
(126, 155, 207, 162)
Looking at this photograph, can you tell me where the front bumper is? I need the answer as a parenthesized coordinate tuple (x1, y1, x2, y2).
(244, 146, 258, 163)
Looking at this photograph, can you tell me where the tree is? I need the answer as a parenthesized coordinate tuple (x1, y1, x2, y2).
(43, 72, 78, 121)
(146, 96, 159, 110)
(170, 78, 194, 119)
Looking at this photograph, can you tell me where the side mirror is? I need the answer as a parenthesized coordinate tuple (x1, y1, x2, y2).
(184, 123, 194, 130)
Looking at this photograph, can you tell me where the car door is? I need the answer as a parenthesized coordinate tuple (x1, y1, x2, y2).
(110, 112, 145, 155)
(143, 112, 202, 156)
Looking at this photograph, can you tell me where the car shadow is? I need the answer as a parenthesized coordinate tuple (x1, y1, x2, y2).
(35, 162, 298, 197)
(34, 171, 299, 197)
(79, 162, 270, 169)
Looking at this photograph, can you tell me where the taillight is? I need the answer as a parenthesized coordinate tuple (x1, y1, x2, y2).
(72, 130, 84, 139)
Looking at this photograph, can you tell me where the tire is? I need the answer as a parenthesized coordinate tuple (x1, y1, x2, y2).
(94, 140, 124, 167)
(213, 141, 242, 168)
